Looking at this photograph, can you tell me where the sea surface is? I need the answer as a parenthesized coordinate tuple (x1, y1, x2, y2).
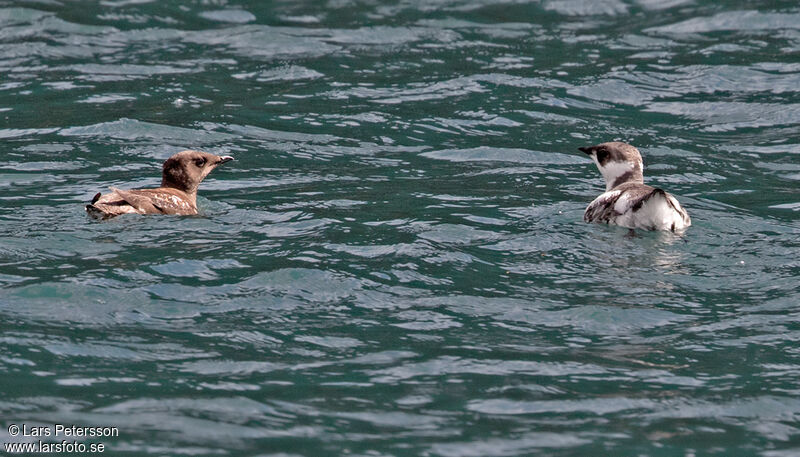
(1, 0, 799, 456)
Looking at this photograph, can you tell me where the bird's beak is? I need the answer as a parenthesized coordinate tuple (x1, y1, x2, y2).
(217, 156, 234, 164)
(578, 146, 593, 155)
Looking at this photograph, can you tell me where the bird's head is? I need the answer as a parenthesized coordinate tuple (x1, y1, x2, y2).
(578, 141, 644, 191)
(161, 150, 234, 194)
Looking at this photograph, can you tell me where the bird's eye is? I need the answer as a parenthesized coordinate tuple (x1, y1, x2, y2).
(195, 158, 206, 167)
(596, 149, 609, 163)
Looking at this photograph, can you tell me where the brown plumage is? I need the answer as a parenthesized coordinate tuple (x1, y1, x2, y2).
(86, 150, 233, 219)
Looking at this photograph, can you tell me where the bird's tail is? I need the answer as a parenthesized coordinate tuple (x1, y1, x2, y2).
(86, 193, 104, 218)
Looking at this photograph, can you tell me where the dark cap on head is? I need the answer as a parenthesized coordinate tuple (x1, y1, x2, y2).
(579, 141, 644, 190)
(578, 141, 642, 166)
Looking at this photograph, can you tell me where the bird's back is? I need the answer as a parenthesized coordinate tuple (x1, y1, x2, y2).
(86, 187, 197, 219)
(584, 183, 691, 232)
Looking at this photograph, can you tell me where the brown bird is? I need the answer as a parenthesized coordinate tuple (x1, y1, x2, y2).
(86, 150, 233, 219)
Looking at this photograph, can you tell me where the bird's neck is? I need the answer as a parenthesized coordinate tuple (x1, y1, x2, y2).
(160, 179, 198, 206)
(601, 161, 644, 191)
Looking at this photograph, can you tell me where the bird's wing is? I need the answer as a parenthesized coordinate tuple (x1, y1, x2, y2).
(584, 189, 622, 223)
(586, 184, 690, 231)
(132, 189, 197, 215)
(109, 187, 164, 214)
(612, 185, 659, 215)
(626, 188, 691, 230)
(584, 185, 659, 223)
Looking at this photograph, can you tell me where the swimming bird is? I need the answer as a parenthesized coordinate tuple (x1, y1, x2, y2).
(86, 150, 233, 219)
(579, 141, 690, 232)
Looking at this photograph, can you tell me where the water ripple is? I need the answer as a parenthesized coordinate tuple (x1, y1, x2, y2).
(2, 1, 800, 456)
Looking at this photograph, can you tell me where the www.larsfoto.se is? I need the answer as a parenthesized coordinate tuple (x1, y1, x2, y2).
(4, 440, 105, 453)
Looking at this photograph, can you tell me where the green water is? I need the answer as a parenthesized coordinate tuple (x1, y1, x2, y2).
(1, 1, 799, 456)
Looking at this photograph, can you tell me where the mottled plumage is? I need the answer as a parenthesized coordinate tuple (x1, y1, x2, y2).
(580, 142, 690, 232)
(86, 150, 233, 219)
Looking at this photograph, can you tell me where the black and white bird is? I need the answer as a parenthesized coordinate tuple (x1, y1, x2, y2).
(579, 141, 690, 232)
(86, 150, 233, 219)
